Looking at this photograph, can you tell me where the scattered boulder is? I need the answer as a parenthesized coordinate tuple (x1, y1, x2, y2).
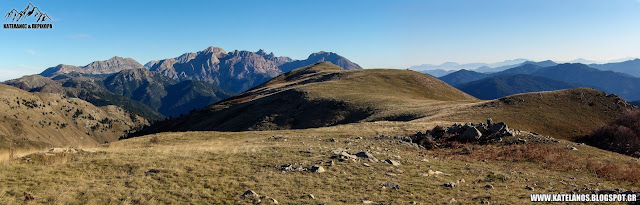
(459, 127, 482, 141)
(242, 190, 259, 198)
(311, 165, 325, 173)
(302, 194, 315, 199)
(280, 164, 293, 171)
(384, 159, 401, 166)
(443, 182, 456, 188)
(484, 184, 494, 189)
(362, 200, 375, 204)
(355, 151, 378, 162)
(260, 196, 279, 204)
(380, 181, 400, 189)
(525, 185, 535, 191)
(331, 149, 358, 161)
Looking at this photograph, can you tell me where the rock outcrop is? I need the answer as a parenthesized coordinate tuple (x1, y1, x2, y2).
(411, 119, 517, 149)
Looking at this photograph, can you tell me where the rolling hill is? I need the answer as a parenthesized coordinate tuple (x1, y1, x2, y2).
(455, 74, 579, 100)
(133, 62, 477, 135)
(631, 101, 640, 107)
(0, 84, 148, 150)
(445, 88, 635, 140)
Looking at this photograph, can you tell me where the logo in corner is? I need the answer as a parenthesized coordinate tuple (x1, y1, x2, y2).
(4, 3, 53, 29)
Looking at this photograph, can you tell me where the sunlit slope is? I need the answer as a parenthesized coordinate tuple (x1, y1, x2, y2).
(444, 88, 634, 140)
(0, 84, 148, 149)
(136, 62, 477, 134)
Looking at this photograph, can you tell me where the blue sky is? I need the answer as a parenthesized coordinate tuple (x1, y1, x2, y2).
(1, 0, 640, 81)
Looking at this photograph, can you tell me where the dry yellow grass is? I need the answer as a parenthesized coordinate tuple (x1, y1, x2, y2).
(1, 125, 638, 204)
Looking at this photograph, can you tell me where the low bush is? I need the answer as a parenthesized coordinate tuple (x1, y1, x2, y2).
(581, 110, 640, 157)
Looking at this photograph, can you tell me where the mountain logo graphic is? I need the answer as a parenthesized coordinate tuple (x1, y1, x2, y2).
(5, 3, 51, 22)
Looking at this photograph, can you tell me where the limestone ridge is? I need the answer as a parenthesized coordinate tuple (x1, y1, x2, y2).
(41, 56, 146, 77)
(145, 47, 360, 93)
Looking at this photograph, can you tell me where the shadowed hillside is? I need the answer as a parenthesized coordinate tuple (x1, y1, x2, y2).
(133, 62, 477, 135)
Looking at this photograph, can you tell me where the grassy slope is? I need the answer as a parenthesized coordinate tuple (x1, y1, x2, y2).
(1, 128, 638, 204)
(0, 84, 148, 150)
(443, 88, 634, 141)
(4, 75, 165, 120)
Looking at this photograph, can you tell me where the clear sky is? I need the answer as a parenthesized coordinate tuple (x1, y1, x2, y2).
(1, 0, 639, 81)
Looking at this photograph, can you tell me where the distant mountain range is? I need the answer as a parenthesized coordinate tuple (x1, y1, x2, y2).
(5, 46, 363, 120)
(455, 74, 579, 100)
(631, 101, 640, 107)
(41, 56, 146, 77)
(590, 59, 640, 77)
(440, 62, 640, 101)
(146, 47, 361, 93)
(416, 58, 640, 78)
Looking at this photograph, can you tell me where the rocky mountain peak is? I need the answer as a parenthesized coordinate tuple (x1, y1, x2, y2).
(202, 46, 227, 55)
(256, 49, 267, 56)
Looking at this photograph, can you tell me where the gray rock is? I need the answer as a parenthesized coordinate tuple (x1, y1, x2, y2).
(280, 164, 293, 171)
(384, 159, 401, 166)
(489, 122, 508, 133)
(525, 185, 534, 191)
(311, 165, 325, 173)
(459, 127, 482, 141)
(260, 196, 279, 204)
(332, 150, 358, 161)
(356, 151, 378, 162)
(302, 194, 315, 199)
(380, 181, 400, 189)
(242, 190, 259, 198)
(484, 184, 494, 189)
(443, 182, 456, 188)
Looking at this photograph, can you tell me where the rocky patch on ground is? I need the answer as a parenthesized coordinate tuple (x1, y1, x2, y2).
(410, 119, 559, 149)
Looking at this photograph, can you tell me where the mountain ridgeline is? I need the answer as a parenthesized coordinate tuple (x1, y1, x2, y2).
(131, 62, 476, 135)
(455, 74, 579, 100)
(145, 47, 362, 93)
(5, 46, 363, 120)
(440, 62, 640, 101)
